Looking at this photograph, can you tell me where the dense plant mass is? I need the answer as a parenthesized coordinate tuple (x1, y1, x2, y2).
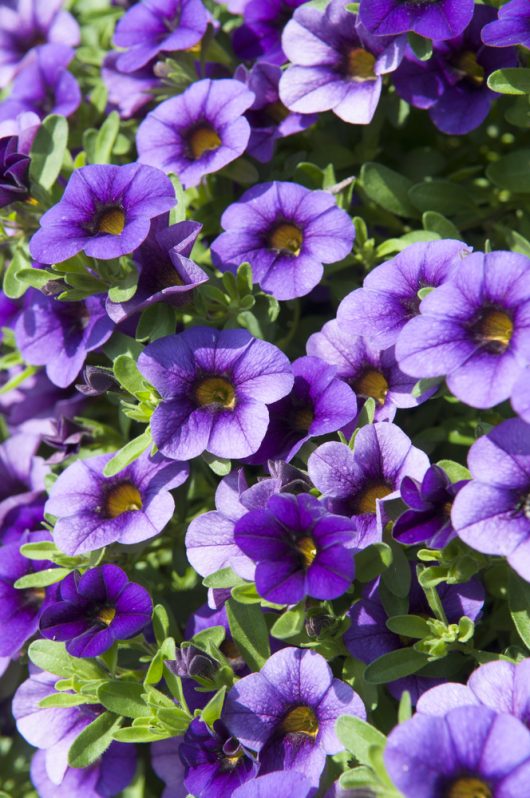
(4, 0, 530, 796)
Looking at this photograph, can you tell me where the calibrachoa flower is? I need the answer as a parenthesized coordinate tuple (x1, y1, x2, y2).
(0, 368, 82, 437)
(233, 0, 307, 65)
(396, 251, 530, 409)
(452, 418, 530, 582)
(211, 181, 354, 301)
(29, 163, 176, 264)
(482, 0, 530, 49)
(359, 0, 474, 40)
(384, 706, 530, 798)
(0, 135, 30, 208)
(232, 772, 315, 798)
(39, 564, 152, 658)
(223, 647, 366, 785)
(0, 433, 47, 543)
(137, 326, 293, 461)
(279, 1, 404, 125)
(136, 79, 255, 189)
(308, 423, 429, 547)
(15, 291, 115, 389)
(45, 448, 189, 555)
(102, 52, 160, 120)
(234, 493, 357, 604)
(30, 746, 137, 798)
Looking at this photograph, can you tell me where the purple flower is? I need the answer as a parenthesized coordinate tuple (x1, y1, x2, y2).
(0, 432, 47, 543)
(101, 52, 160, 119)
(0, 368, 83, 438)
(0, 110, 40, 154)
(393, 464, 468, 549)
(279, 1, 404, 125)
(29, 163, 176, 264)
(105, 215, 207, 323)
(223, 647, 366, 785)
(359, 0, 474, 40)
(235, 493, 357, 604)
(137, 326, 293, 461)
(137, 79, 254, 189)
(338, 240, 470, 350)
(39, 564, 152, 658)
(233, 0, 307, 65)
(393, 6, 518, 135)
(15, 292, 115, 389)
(396, 251, 530, 409)
(385, 706, 530, 798)
(452, 418, 530, 583)
(211, 181, 354, 301)
(0, 135, 29, 207)
(45, 448, 189, 555)
(30, 745, 136, 798)
(232, 772, 315, 798)
(113, 0, 208, 73)
(308, 423, 429, 548)
(482, 0, 530, 49)
(0, 0, 80, 89)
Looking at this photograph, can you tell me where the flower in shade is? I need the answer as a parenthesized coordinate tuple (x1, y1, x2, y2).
(211, 181, 354, 301)
(113, 0, 208, 73)
(30, 746, 136, 798)
(29, 163, 176, 264)
(0, 0, 80, 89)
(359, 0, 474, 40)
(481, 0, 530, 49)
(307, 319, 431, 423)
(0, 433, 47, 544)
(136, 79, 255, 189)
(232, 0, 307, 65)
(393, 6, 518, 135)
(223, 647, 366, 785)
(105, 214, 207, 323)
(137, 326, 293, 461)
(233, 772, 315, 798)
(308, 423, 429, 548)
(45, 448, 189, 555)
(279, 1, 404, 125)
(452, 418, 530, 583)
(0, 110, 40, 153)
(0, 135, 30, 208)
(101, 52, 160, 119)
(0, 368, 82, 438)
(384, 706, 530, 798)
(39, 564, 152, 658)
(396, 251, 530, 409)
(15, 291, 115, 389)
(235, 492, 357, 604)
(393, 464, 468, 549)
(338, 240, 470, 350)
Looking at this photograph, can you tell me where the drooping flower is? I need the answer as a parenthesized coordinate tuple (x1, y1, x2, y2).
(396, 251, 530, 409)
(481, 0, 530, 49)
(234, 492, 357, 604)
(137, 326, 293, 461)
(223, 647, 366, 785)
(113, 0, 209, 73)
(39, 564, 153, 658)
(101, 52, 160, 120)
(45, 448, 189, 555)
(15, 291, 115, 389)
(232, 0, 307, 65)
(0, 135, 30, 208)
(136, 79, 255, 189)
(29, 163, 176, 264)
(279, 1, 404, 125)
(211, 181, 354, 301)
(0, 433, 47, 544)
(308, 423, 429, 548)
(359, 0, 474, 40)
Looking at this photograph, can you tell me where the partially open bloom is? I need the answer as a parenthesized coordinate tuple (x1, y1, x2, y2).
(481, 0, 530, 49)
(0, 135, 30, 208)
(359, 0, 474, 40)
(0, 433, 47, 544)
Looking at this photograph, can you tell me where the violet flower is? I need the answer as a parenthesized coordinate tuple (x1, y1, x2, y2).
(359, 0, 474, 41)
(0, 135, 30, 207)
(482, 0, 530, 49)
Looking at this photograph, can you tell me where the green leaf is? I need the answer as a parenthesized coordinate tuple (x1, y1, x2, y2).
(136, 303, 177, 342)
(202, 452, 232, 476)
(230, 582, 261, 604)
(335, 715, 386, 766)
(437, 459, 471, 482)
(221, 158, 259, 185)
(508, 569, 530, 649)
(487, 150, 530, 193)
(364, 648, 429, 684)
(407, 32, 432, 61)
(39, 693, 93, 709)
(19, 541, 60, 560)
(107, 266, 139, 304)
(226, 598, 270, 671)
(191, 626, 226, 652)
(103, 431, 152, 477)
(93, 111, 120, 164)
(68, 712, 122, 768)
(97, 682, 148, 719)
(29, 115, 69, 190)
(203, 567, 244, 589)
(381, 541, 411, 598)
(488, 68, 530, 96)
(3, 247, 32, 299)
(360, 162, 418, 218)
(113, 726, 169, 743)
(200, 686, 226, 728)
(355, 543, 393, 583)
(113, 354, 146, 397)
(28, 640, 77, 677)
(14, 568, 70, 589)
(422, 211, 462, 240)
(16, 268, 54, 290)
(152, 604, 170, 647)
(409, 180, 475, 215)
(270, 606, 305, 640)
(385, 615, 431, 639)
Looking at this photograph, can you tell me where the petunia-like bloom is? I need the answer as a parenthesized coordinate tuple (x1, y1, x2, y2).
(393, 6, 518, 135)
(232, 772, 315, 798)
(0, 433, 47, 544)
(245, 355, 357, 464)
(359, 0, 474, 41)
(308, 423, 429, 548)
(101, 52, 160, 120)
(0, 135, 30, 208)
(235, 492, 357, 604)
(223, 647, 366, 785)
(279, 1, 404, 125)
(307, 319, 431, 423)
(393, 464, 468, 549)
(15, 291, 115, 389)
(113, 0, 208, 73)
(105, 214, 207, 323)
(338, 239, 470, 350)
(29, 163, 176, 264)
(481, 0, 530, 49)
(137, 326, 293, 461)
(136, 79, 254, 190)
(385, 705, 530, 798)
(0, 367, 82, 438)
(233, 0, 307, 65)
(45, 448, 189, 555)
(0, 109, 40, 154)
(30, 746, 136, 798)
(0, 0, 80, 89)
(452, 418, 530, 583)
(396, 251, 530, 410)
(39, 564, 152, 658)
(211, 182, 354, 301)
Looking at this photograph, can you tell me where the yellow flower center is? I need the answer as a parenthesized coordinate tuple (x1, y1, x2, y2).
(353, 369, 389, 405)
(195, 377, 236, 410)
(293, 406, 314, 431)
(345, 48, 377, 81)
(447, 777, 492, 798)
(477, 309, 513, 352)
(105, 481, 143, 518)
(355, 483, 393, 514)
(281, 706, 319, 738)
(456, 52, 485, 86)
(268, 223, 303, 256)
(97, 606, 116, 626)
(97, 207, 125, 236)
(188, 126, 222, 159)
(297, 536, 318, 568)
